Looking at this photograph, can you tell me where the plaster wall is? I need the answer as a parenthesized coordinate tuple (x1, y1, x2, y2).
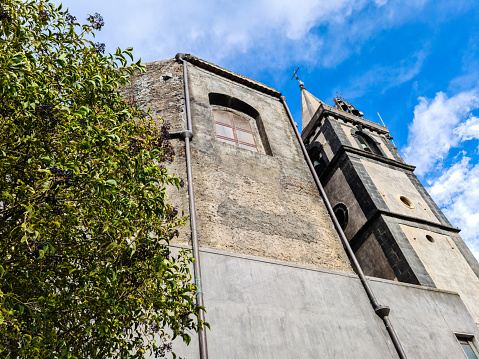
(375, 135, 395, 159)
(400, 224, 479, 325)
(316, 131, 334, 161)
(324, 168, 367, 239)
(167, 247, 479, 359)
(361, 160, 440, 224)
(339, 122, 361, 151)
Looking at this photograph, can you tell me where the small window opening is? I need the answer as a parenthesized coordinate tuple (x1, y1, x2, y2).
(356, 132, 382, 156)
(333, 203, 349, 230)
(426, 235, 435, 243)
(308, 143, 327, 176)
(213, 109, 257, 152)
(457, 336, 479, 359)
(399, 196, 414, 209)
(313, 153, 327, 176)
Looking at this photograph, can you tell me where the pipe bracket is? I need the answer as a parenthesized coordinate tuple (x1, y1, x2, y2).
(375, 305, 391, 319)
(169, 130, 193, 140)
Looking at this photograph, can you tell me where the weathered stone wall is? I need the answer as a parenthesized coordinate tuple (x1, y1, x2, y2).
(185, 63, 351, 271)
(123, 58, 352, 272)
(120, 59, 191, 244)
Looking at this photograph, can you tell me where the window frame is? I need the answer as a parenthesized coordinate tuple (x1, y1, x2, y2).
(351, 128, 384, 156)
(213, 108, 259, 152)
(456, 335, 479, 359)
(356, 132, 382, 155)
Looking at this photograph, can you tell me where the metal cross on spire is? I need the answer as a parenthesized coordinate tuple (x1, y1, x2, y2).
(291, 67, 305, 88)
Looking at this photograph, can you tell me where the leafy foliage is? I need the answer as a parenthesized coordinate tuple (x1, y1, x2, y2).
(0, 1, 202, 357)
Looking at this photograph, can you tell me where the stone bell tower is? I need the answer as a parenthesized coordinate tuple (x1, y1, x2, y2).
(300, 85, 479, 326)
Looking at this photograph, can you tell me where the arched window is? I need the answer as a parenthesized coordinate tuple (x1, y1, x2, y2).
(209, 93, 273, 155)
(356, 132, 382, 156)
(333, 203, 349, 230)
(308, 142, 327, 176)
(213, 109, 257, 152)
(313, 153, 326, 176)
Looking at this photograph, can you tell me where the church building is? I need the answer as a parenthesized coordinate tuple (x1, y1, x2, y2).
(122, 54, 479, 359)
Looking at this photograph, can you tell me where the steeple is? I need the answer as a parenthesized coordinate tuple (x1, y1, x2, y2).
(300, 84, 322, 131)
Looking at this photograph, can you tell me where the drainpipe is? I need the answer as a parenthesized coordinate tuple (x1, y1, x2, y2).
(175, 53, 208, 359)
(280, 96, 407, 359)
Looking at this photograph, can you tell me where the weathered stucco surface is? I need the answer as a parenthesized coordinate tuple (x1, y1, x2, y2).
(361, 159, 440, 223)
(401, 224, 479, 325)
(123, 58, 352, 272)
(186, 64, 352, 271)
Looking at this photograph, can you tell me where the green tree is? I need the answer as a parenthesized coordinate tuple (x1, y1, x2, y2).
(0, 1, 203, 357)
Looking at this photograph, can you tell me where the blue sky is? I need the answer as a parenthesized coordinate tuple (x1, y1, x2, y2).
(57, 0, 479, 259)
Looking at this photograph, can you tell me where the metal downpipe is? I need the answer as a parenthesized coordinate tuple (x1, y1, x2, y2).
(280, 96, 407, 359)
(176, 53, 208, 359)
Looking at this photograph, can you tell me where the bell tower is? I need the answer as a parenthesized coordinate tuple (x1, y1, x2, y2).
(300, 87, 479, 325)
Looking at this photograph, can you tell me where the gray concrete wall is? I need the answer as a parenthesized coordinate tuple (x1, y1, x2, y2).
(370, 275, 479, 358)
(124, 59, 479, 359)
(169, 247, 479, 359)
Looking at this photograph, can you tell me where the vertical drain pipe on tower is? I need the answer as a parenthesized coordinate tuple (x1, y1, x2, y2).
(175, 53, 208, 359)
(280, 96, 408, 359)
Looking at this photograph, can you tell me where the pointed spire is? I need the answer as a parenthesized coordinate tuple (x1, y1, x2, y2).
(301, 83, 322, 131)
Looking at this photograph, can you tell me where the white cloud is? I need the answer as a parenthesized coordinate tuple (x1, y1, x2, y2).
(454, 116, 479, 141)
(403, 90, 479, 261)
(402, 90, 479, 175)
(57, 0, 429, 71)
(402, 89, 479, 261)
(427, 156, 479, 259)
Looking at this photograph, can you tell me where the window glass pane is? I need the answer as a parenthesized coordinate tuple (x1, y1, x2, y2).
(461, 344, 479, 359)
(238, 143, 257, 152)
(215, 123, 235, 139)
(214, 110, 232, 125)
(217, 137, 236, 146)
(236, 130, 255, 145)
(232, 114, 251, 131)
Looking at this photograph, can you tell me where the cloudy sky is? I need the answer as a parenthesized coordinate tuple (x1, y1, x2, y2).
(58, 0, 479, 259)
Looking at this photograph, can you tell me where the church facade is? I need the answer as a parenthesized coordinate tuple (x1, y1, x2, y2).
(122, 54, 479, 359)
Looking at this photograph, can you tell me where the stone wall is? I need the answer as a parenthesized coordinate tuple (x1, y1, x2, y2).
(123, 58, 353, 272)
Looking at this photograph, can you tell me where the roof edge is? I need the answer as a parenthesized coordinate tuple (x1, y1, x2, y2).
(176, 53, 282, 98)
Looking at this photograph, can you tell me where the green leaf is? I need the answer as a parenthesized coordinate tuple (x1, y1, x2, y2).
(105, 179, 117, 187)
(0, 2, 198, 357)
